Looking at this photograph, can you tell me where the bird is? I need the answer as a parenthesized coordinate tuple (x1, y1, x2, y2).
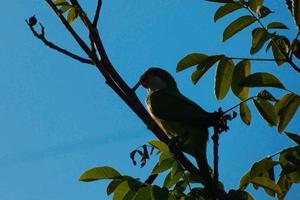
(133, 67, 220, 194)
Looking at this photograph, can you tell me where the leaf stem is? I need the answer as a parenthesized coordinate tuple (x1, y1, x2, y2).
(223, 96, 257, 114)
(228, 57, 287, 62)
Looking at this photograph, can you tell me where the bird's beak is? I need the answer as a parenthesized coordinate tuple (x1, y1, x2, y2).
(132, 73, 147, 92)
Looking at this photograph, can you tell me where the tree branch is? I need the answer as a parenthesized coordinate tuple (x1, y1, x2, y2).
(26, 20, 94, 65)
(93, 0, 102, 26)
(43, 0, 202, 180)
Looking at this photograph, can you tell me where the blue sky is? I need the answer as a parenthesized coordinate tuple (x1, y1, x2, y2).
(0, 0, 299, 199)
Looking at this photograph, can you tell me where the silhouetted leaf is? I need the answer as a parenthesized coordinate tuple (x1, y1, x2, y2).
(240, 102, 251, 125)
(214, 3, 243, 21)
(250, 28, 270, 55)
(79, 166, 121, 182)
(240, 72, 285, 89)
(250, 177, 282, 195)
(277, 175, 292, 200)
(228, 189, 254, 200)
(253, 98, 278, 126)
(176, 53, 208, 72)
(215, 57, 234, 100)
(279, 146, 300, 183)
(284, 132, 300, 144)
(223, 15, 256, 41)
(231, 60, 251, 100)
(191, 55, 223, 84)
(267, 22, 289, 29)
(277, 95, 300, 132)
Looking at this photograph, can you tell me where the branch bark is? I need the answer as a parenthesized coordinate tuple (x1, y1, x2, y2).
(42, 0, 202, 182)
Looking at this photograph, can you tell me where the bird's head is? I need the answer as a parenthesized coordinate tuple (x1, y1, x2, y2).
(133, 67, 178, 92)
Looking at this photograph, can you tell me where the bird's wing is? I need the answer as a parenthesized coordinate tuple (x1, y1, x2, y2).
(148, 90, 210, 123)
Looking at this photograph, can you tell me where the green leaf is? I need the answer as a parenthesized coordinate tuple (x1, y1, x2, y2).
(113, 181, 131, 200)
(148, 140, 169, 152)
(214, 3, 243, 22)
(250, 177, 282, 195)
(271, 37, 289, 66)
(239, 171, 251, 190)
(151, 186, 169, 200)
(223, 15, 256, 41)
(257, 90, 277, 102)
(67, 7, 79, 24)
(293, 0, 300, 29)
(275, 93, 295, 113)
(163, 170, 183, 188)
(59, 5, 72, 14)
(176, 53, 208, 72)
(113, 179, 141, 200)
(240, 72, 285, 89)
(279, 146, 300, 183)
(277, 175, 293, 200)
(132, 186, 152, 200)
(249, 0, 264, 12)
(231, 60, 250, 100)
(267, 22, 289, 30)
(277, 95, 300, 132)
(284, 132, 300, 144)
(53, 0, 68, 6)
(249, 159, 279, 179)
(253, 98, 278, 126)
(227, 189, 254, 200)
(215, 57, 234, 100)
(151, 158, 174, 174)
(79, 166, 121, 182)
(107, 179, 123, 195)
(191, 55, 223, 84)
(240, 102, 251, 125)
(250, 28, 270, 55)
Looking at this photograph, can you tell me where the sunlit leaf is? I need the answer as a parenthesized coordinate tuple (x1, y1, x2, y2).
(271, 37, 289, 66)
(231, 60, 250, 100)
(53, 0, 68, 6)
(176, 53, 208, 72)
(151, 158, 174, 174)
(191, 55, 223, 84)
(267, 22, 289, 30)
(275, 93, 295, 113)
(250, 159, 279, 179)
(214, 3, 243, 21)
(284, 131, 300, 144)
(257, 90, 277, 102)
(163, 170, 183, 188)
(249, 0, 264, 12)
(250, 28, 270, 55)
(277, 94, 300, 132)
(240, 102, 251, 125)
(239, 171, 251, 190)
(250, 177, 282, 195)
(79, 166, 121, 182)
(107, 180, 123, 196)
(215, 57, 234, 100)
(223, 15, 256, 41)
(67, 7, 79, 24)
(279, 146, 300, 183)
(148, 140, 169, 152)
(240, 72, 285, 89)
(113, 179, 141, 200)
(253, 98, 278, 126)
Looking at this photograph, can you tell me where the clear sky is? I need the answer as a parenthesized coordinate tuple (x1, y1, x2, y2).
(0, 0, 299, 200)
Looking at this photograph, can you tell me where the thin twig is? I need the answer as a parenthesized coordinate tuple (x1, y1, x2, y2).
(93, 0, 102, 26)
(43, 0, 202, 180)
(26, 21, 94, 65)
(228, 57, 287, 62)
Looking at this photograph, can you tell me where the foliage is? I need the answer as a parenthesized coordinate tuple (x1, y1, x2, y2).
(29, 0, 300, 199)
